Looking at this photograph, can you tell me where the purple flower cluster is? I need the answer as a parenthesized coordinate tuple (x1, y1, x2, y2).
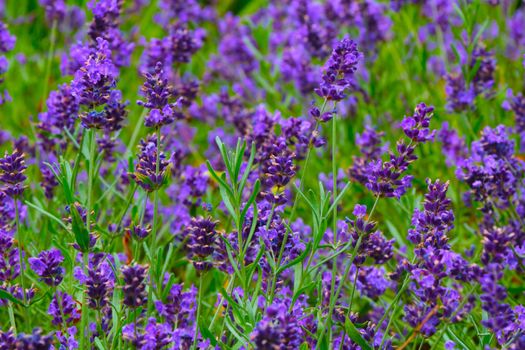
(315, 37, 360, 102)
(183, 217, 217, 272)
(0, 149, 27, 198)
(365, 103, 435, 198)
(2, 1, 525, 349)
(0, 22, 15, 104)
(130, 136, 169, 192)
(28, 248, 64, 286)
(121, 264, 148, 308)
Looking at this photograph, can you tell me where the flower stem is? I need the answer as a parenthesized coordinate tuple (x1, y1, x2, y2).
(80, 129, 96, 349)
(327, 111, 338, 343)
(15, 199, 25, 305)
(267, 98, 329, 305)
(7, 301, 16, 333)
(318, 195, 380, 344)
(41, 20, 57, 108)
(339, 266, 359, 350)
(147, 127, 161, 313)
(192, 274, 204, 350)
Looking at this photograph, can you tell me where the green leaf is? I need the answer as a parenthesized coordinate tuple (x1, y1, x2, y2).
(219, 185, 238, 226)
(93, 338, 107, 350)
(239, 142, 256, 192)
(344, 319, 373, 350)
(276, 242, 311, 275)
(25, 200, 69, 231)
(206, 161, 234, 198)
(327, 181, 351, 214)
(70, 204, 90, 252)
(0, 289, 25, 306)
(199, 322, 218, 346)
(240, 179, 260, 223)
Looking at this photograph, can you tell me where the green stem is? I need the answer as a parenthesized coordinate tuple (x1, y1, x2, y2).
(267, 98, 329, 305)
(79, 252, 90, 348)
(41, 20, 57, 108)
(328, 112, 338, 343)
(339, 267, 359, 350)
(318, 195, 380, 345)
(192, 274, 204, 350)
(147, 127, 161, 312)
(15, 199, 25, 305)
(80, 129, 96, 349)
(210, 275, 234, 331)
(7, 301, 16, 333)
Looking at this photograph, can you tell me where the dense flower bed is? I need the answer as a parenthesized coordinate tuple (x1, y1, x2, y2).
(0, 0, 524, 349)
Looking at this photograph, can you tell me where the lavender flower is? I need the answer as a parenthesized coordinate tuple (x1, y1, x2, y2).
(39, 0, 66, 22)
(0, 230, 20, 282)
(71, 38, 118, 111)
(40, 84, 79, 133)
(125, 224, 151, 241)
(0, 149, 27, 198)
(349, 125, 386, 184)
(0, 22, 15, 104)
(76, 253, 115, 310)
(121, 264, 148, 308)
(251, 295, 306, 349)
(87, 0, 134, 67)
(0, 329, 54, 349)
(28, 248, 65, 286)
(401, 103, 435, 142)
(184, 217, 217, 272)
(130, 136, 169, 192)
(346, 204, 394, 265)
(169, 23, 204, 63)
(365, 103, 434, 198)
(438, 122, 467, 167)
(49, 291, 81, 326)
(408, 179, 454, 251)
(315, 36, 360, 102)
(138, 62, 182, 128)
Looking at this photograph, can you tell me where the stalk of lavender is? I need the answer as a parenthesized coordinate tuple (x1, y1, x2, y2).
(135, 62, 179, 312)
(322, 103, 435, 343)
(0, 150, 27, 306)
(269, 37, 360, 305)
(69, 37, 118, 347)
(314, 37, 360, 343)
(79, 129, 96, 346)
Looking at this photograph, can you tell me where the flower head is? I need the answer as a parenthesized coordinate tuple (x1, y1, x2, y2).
(130, 136, 169, 192)
(315, 37, 360, 102)
(121, 264, 148, 308)
(29, 248, 65, 286)
(184, 217, 217, 272)
(0, 149, 27, 198)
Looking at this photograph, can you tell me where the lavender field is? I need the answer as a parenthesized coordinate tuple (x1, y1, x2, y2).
(0, 0, 524, 349)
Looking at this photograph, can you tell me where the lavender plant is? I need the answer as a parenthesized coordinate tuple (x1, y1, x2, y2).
(0, 1, 524, 349)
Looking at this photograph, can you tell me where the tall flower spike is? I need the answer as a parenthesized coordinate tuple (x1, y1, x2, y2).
(130, 136, 169, 192)
(121, 264, 148, 308)
(84, 253, 115, 310)
(0, 230, 20, 282)
(0, 22, 15, 104)
(39, 0, 66, 23)
(184, 217, 217, 272)
(408, 179, 454, 251)
(315, 36, 360, 102)
(138, 62, 182, 128)
(401, 103, 435, 143)
(71, 37, 118, 112)
(48, 291, 81, 326)
(28, 248, 65, 286)
(365, 103, 434, 198)
(0, 149, 27, 198)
